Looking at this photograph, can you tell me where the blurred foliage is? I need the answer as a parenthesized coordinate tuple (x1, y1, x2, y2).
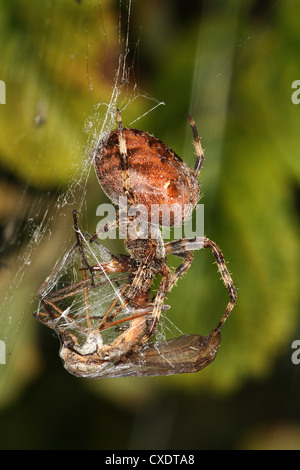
(0, 0, 300, 450)
(0, 0, 118, 188)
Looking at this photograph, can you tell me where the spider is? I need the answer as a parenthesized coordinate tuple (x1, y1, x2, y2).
(35, 110, 236, 378)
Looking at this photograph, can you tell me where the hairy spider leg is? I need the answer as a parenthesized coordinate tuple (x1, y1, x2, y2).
(116, 108, 136, 205)
(164, 236, 237, 334)
(168, 251, 194, 291)
(188, 113, 205, 177)
(90, 217, 119, 243)
(146, 251, 195, 337)
(146, 264, 171, 338)
(90, 212, 144, 243)
(202, 238, 237, 334)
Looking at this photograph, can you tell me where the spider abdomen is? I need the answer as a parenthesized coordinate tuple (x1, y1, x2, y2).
(94, 128, 200, 226)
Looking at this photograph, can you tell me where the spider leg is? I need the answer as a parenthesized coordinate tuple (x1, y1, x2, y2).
(146, 266, 171, 338)
(188, 113, 205, 177)
(167, 251, 194, 292)
(89, 218, 119, 243)
(82, 230, 113, 260)
(116, 109, 136, 205)
(164, 236, 237, 334)
(89, 213, 137, 243)
(136, 250, 194, 339)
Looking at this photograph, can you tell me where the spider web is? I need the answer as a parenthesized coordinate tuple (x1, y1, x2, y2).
(0, 0, 181, 389)
(0, 0, 239, 391)
(35, 221, 192, 379)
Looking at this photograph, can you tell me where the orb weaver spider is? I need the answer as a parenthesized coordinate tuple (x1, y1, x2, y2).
(35, 111, 236, 378)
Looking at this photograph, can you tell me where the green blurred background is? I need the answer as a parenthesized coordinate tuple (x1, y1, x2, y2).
(0, 0, 300, 450)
